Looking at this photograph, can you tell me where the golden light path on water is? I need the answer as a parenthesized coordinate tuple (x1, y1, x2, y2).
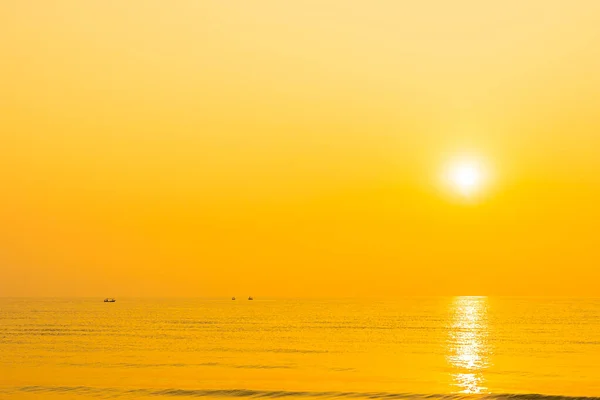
(448, 296, 490, 394)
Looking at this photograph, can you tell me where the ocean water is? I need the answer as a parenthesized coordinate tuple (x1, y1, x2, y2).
(0, 297, 599, 399)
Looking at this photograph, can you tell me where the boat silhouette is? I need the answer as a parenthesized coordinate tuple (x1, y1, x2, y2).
(104, 298, 116, 303)
(248, 296, 253, 300)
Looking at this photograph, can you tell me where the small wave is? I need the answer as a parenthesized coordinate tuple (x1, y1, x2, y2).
(15, 386, 600, 400)
(207, 347, 330, 354)
(60, 362, 293, 370)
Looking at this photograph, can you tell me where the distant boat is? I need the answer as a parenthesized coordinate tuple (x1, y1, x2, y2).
(104, 298, 116, 303)
(248, 296, 253, 300)
(232, 297, 236, 300)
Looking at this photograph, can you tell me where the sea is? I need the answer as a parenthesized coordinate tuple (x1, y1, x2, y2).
(1, 297, 599, 400)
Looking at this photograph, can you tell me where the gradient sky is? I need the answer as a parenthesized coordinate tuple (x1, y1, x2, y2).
(2, 1, 600, 297)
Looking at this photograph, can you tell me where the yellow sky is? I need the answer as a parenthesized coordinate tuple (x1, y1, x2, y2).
(2, 1, 600, 297)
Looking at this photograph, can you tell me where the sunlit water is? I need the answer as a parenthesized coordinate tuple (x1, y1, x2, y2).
(1, 297, 599, 399)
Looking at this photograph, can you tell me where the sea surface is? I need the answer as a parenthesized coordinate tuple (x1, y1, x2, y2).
(0, 297, 599, 400)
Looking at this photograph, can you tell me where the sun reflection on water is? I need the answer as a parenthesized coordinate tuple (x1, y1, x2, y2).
(447, 296, 490, 394)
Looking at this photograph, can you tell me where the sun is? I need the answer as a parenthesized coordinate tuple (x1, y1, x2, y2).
(444, 159, 486, 196)
(451, 163, 481, 192)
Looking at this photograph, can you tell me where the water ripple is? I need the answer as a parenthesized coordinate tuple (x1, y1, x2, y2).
(13, 386, 600, 400)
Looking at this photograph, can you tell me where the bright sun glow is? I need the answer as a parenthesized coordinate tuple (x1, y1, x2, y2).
(452, 164, 481, 191)
(445, 160, 486, 196)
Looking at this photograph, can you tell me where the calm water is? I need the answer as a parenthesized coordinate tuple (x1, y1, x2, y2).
(1, 297, 599, 399)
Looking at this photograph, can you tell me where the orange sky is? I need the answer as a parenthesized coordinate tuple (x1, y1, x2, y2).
(2, 1, 600, 297)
